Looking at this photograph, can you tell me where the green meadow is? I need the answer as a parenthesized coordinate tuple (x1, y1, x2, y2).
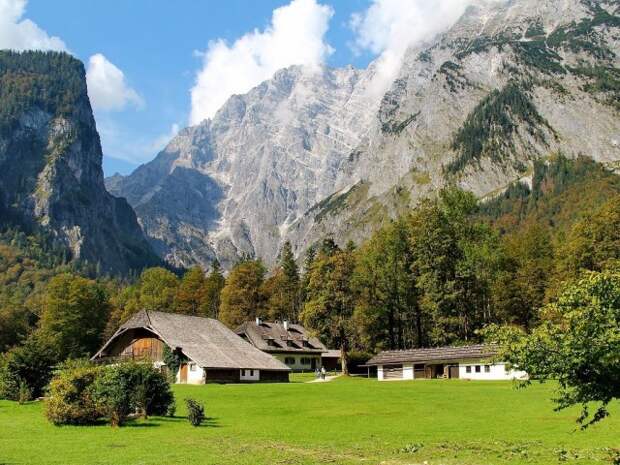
(1, 376, 618, 465)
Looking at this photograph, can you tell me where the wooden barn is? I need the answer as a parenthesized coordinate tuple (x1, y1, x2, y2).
(365, 344, 528, 381)
(92, 310, 290, 383)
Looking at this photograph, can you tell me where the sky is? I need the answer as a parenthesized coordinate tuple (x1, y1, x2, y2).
(0, 0, 484, 176)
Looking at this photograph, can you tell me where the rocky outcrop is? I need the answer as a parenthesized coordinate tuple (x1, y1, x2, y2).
(108, 0, 620, 269)
(0, 51, 159, 275)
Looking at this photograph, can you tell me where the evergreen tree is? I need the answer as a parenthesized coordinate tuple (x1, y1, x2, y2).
(264, 241, 301, 322)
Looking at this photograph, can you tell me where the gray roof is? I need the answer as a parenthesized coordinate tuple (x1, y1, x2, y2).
(94, 311, 290, 371)
(366, 344, 498, 366)
(236, 320, 327, 354)
(322, 349, 341, 359)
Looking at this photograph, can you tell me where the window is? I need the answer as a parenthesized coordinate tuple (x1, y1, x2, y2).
(300, 357, 312, 365)
(484, 365, 491, 373)
(466, 366, 471, 373)
(475, 365, 481, 373)
(284, 357, 296, 365)
(189, 363, 196, 371)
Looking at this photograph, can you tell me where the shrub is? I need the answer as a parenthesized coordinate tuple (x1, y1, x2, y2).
(185, 398, 205, 427)
(92, 361, 174, 427)
(0, 355, 20, 401)
(18, 380, 32, 404)
(166, 398, 176, 417)
(92, 363, 135, 427)
(45, 360, 101, 425)
(0, 336, 57, 399)
(132, 363, 174, 418)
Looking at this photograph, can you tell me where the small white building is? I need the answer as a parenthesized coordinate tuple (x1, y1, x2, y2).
(366, 344, 527, 381)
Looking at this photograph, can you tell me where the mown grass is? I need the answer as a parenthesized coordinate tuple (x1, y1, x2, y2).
(0, 377, 618, 465)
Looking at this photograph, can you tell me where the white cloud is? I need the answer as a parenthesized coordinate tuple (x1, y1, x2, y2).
(0, 0, 67, 51)
(86, 53, 144, 112)
(350, 0, 501, 95)
(189, 0, 334, 125)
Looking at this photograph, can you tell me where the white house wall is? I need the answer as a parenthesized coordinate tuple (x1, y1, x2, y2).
(458, 362, 527, 380)
(187, 362, 205, 384)
(403, 363, 414, 380)
(273, 354, 321, 371)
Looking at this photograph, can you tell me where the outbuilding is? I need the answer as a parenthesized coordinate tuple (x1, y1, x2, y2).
(93, 310, 290, 383)
(365, 344, 527, 381)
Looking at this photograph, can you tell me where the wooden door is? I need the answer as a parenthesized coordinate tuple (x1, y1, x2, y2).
(180, 363, 188, 383)
(449, 366, 459, 379)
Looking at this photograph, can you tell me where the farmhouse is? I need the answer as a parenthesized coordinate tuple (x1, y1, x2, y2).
(366, 344, 527, 381)
(93, 310, 290, 383)
(236, 319, 327, 371)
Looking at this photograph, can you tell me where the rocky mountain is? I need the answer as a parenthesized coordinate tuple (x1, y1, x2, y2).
(108, 0, 620, 270)
(0, 51, 159, 275)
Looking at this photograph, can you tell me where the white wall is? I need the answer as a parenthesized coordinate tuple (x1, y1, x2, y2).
(459, 362, 527, 380)
(377, 365, 384, 381)
(187, 362, 205, 384)
(403, 363, 414, 380)
(240, 368, 260, 381)
(273, 354, 321, 371)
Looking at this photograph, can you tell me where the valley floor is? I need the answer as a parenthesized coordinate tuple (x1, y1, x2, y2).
(0, 376, 618, 465)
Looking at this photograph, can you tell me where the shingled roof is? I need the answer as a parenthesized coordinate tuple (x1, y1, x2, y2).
(94, 311, 290, 371)
(236, 320, 327, 354)
(366, 344, 498, 366)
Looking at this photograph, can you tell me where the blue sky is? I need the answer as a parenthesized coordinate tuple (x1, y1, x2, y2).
(23, 0, 375, 176)
(2, 0, 478, 176)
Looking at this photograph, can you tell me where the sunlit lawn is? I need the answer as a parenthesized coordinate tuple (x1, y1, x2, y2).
(1, 376, 618, 465)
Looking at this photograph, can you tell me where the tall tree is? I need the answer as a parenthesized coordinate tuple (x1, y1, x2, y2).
(201, 260, 225, 318)
(219, 259, 266, 328)
(409, 188, 497, 344)
(175, 266, 206, 315)
(493, 223, 554, 329)
(554, 196, 620, 283)
(301, 245, 356, 375)
(136, 267, 179, 312)
(353, 218, 420, 351)
(36, 273, 110, 359)
(264, 241, 300, 322)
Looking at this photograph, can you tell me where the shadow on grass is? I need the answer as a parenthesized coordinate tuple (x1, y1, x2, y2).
(135, 415, 221, 428)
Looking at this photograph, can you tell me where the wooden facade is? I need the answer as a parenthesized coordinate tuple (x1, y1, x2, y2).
(120, 337, 165, 361)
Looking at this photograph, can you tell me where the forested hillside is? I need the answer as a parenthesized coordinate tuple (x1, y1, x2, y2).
(3, 154, 618, 396)
(0, 51, 159, 276)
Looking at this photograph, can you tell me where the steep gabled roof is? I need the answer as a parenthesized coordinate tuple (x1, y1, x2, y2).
(94, 310, 290, 371)
(366, 344, 498, 366)
(236, 320, 327, 354)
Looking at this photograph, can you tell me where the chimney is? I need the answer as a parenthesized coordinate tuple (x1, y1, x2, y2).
(283, 320, 289, 331)
(255, 317, 262, 326)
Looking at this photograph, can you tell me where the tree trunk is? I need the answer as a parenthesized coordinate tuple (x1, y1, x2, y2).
(340, 344, 349, 376)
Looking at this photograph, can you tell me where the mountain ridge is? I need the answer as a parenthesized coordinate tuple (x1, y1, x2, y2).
(107, 0, 620, 270)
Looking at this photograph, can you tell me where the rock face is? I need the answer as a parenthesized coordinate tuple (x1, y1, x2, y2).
(108, 0, 620, 269)
(0, 51, 159, 275)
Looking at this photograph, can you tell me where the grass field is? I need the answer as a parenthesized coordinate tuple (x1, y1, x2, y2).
(0, 376, 618, 465)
